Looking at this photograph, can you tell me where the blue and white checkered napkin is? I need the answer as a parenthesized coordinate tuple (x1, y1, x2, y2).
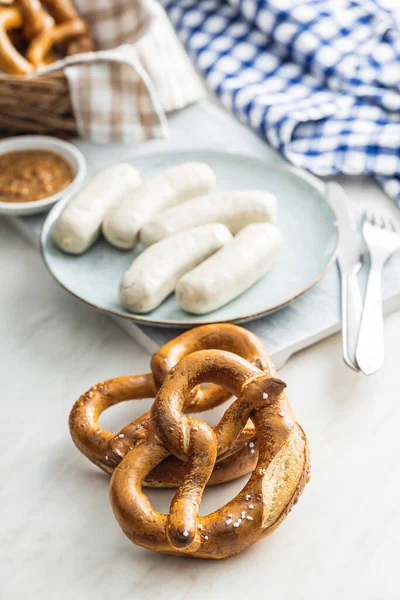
(161, 0, 400, 205)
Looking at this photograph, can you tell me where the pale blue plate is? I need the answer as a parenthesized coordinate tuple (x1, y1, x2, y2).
(41, 151, 339, 327)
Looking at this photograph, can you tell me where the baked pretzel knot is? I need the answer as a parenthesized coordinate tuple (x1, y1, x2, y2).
(0, 7, 34, 74)
(69, 324, 273, 487)
(0, 0, 95, 74)
(110, 350, 310, 559)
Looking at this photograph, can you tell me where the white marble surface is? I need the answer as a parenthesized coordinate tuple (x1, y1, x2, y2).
(1, 102, 400, 599)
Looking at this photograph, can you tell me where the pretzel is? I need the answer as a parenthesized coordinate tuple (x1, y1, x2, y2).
(69, 324, 270, 485)
(26, 16, 87, 68)
(0, 7, 34, 74)
(41, 0, 95, 55)
(151, 323, 273, 411)
(110, 350, 310, 559)
(69, 373, 257, 487)
(17, 0, 54, 40)
(0, 0, 94, 74)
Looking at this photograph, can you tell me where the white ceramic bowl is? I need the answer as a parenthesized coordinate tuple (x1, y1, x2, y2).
(0, 136, 86, 216)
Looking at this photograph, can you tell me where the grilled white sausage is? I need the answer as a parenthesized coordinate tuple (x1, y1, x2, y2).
(140, 190, 277, 247)
(52, 164, 141, 255)
(176, 223, 283, 314)
(103, 162, 216, 249)
(119, 224, 232, 313)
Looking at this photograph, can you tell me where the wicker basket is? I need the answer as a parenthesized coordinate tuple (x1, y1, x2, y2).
(0, 71, 78, 138)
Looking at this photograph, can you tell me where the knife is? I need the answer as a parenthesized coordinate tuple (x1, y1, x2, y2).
(326, 182, 363, 371)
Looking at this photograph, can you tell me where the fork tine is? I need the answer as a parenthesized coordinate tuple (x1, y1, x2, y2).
(372, 212, 384, 228)
(380, 214, 391, 230)
(378, 214, 397, 232)
(366, 211, 394, 230)
(365, 210, 375, 226)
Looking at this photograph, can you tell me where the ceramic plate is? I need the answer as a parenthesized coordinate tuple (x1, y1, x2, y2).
(41, 151, 338, 327)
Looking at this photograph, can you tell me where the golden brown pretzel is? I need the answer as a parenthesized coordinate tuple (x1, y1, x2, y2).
(110, 350, 310, 559)
(26, 16, 87, 67)
(69, 373, 257, 487)
(40, 0, 78, 23)
(69, 324, 270, 485)
(151, 323, 274, 410)
(41, 0, 95, 55)
(17, 0, 54, 40)
(0, 7, 34, 74)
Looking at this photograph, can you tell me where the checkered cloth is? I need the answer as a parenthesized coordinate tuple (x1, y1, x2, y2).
(40, 0, 204, 143)
(161, 0, 400, 205)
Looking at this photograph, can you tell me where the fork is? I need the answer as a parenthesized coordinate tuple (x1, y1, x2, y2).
(356, 211, 400, 375)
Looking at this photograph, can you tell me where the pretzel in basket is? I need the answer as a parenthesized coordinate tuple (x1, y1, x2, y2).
(41, 0, 95, 55)
(0, 7, 33, 74)
(0, 0, 94, 74)
(110, 350, 310, 559)
(18, 0, 54, 39)
(69, 324, 272, 486)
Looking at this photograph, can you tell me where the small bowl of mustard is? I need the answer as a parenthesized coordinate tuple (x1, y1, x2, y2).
(0, 135, 86, 216)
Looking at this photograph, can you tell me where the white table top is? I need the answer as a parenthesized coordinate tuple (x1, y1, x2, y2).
(2, 102, 400, 599)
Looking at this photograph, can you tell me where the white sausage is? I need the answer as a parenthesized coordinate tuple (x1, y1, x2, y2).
(103, 162, 216, 250)
(52, 164, 141, 255)
(176, 223, 283, 315)
(119, 224, 232, 314)
(140, 190, 277, 247)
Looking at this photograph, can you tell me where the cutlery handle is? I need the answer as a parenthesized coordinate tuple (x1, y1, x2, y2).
(341, 270, 362, 371)
(356, 266, 384, 375)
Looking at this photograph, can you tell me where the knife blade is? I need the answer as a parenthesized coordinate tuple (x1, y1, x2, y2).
(326, 182, 363, 371)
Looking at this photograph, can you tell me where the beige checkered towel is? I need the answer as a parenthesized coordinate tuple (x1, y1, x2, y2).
(40, 0, 204, 143)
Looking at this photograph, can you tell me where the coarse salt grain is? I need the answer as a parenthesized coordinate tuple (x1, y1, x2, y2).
(247, 516, 253, 521)
(249, 442, 255, 448)
(118, 434, 124, 438)
(233, 522, 240, 528)
(182, 531, 189, 537)
(263, 392, 269, 399)
(249, 504, 254, 509)
(245, 494, 251, 501)
(250, 449, 255, 454)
